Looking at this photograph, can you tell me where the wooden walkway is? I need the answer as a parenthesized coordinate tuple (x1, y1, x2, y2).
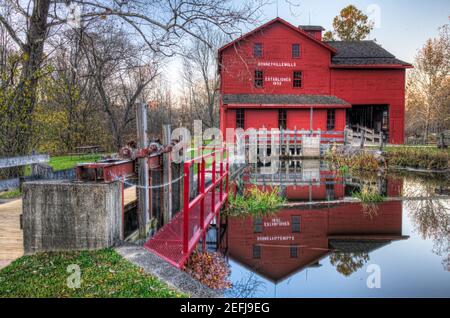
(0, 186, 136, 270)
(0, 199, 22, 269)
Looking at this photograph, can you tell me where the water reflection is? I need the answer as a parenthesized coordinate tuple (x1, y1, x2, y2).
(215, 160, 450, 297)
(221, 202, 407, 286)
(239, 160, 404, 202)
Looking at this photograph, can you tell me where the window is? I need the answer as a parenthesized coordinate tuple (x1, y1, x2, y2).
(253, 218, 263, 233)
(254, 70, 264, 88)
(291, 216, 301, 233)
(292, 44, 301, 58)
(293, 71, 302, 88)
(327, 109, 335, 130)
(236, 109, 245, 129)
(278, 109, 287, 130)
(253, 245, 261, 259)
(290, 246, 298, 258)
(254, 43, 263, 58)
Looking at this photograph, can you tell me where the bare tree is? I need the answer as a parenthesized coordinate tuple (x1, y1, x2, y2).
(182, 28, 225, 128)
(406, 23, 450, 142)
(82, 24, 160, 150)
(0, 0, 266, 156)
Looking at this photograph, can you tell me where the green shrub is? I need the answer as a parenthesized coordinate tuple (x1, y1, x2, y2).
(226, 187, 285, 217)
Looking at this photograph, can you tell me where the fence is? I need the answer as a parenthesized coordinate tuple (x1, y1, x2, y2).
(0, 154, 50, 191)
(239, 129, 345, 157)
(344, 126, 384, 148)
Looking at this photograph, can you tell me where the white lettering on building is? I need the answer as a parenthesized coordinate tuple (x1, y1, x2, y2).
(257, 61, 297, 68)
(265, 76, 292, 86)
(264, 218, 290, 227)
(257, 235, 295, 242)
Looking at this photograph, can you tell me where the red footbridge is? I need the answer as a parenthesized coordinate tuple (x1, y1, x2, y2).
(144, 147, 229, 268)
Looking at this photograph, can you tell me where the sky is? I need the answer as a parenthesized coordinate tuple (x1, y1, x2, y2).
(168, 0, 450, 96)
(265, 0, 450, 62)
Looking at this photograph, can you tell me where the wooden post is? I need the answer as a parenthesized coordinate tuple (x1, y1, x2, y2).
(379, 132, 384, 150)
(136, 103, 149, 239)
(360, 129, 365, 149)
(162, 124, 172, 225)
(294, 127, 298, 156)
(286, 134, 290, 157)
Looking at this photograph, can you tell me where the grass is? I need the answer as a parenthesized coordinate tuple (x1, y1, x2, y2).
(0, 248, 185, 298)
(226, 187, 285, 217)
(352, 186, 386, 204)
(385, 146, 450, 171)
(0, 188, 21, 200)
(48, 154, 103, 171)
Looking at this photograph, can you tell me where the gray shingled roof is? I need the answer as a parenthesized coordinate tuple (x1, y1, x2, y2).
(326, 40, 411, 66)
(299, 25, 325, 31)
(329, 240, 391, 253)
(222, 94, 349, 105)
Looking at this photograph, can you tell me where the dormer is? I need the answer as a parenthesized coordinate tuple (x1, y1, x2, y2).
(299, 25, 325, 41)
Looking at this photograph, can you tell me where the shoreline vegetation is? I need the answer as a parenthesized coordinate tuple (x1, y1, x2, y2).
(384, 147, 450, 171)
(326, 145, 450, 173)
(226, 187, 285, 217)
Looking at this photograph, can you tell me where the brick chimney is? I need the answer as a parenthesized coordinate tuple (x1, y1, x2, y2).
(299, 25, 325, 41)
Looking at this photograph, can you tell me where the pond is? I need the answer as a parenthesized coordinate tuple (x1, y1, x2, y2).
(205, 160, 450, 298)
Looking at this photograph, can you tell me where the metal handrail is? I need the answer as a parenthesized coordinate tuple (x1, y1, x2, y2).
(182, 147, 229, 254)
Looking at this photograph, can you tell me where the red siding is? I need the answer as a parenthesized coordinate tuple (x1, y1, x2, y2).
(330, 69, 406, 144)
(245, 109, 279, 130)
(220, 23, 331, 95)
(286, 109, 310, 130)
(219, 19, 407, 144)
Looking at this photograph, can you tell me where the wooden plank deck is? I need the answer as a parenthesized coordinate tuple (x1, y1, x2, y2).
(0, 185, 137, 270)
(0, 199, 22, 269)
(124, 186, 136, 206)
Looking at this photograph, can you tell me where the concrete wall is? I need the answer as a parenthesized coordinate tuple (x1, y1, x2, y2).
(22, 180, 123, 254)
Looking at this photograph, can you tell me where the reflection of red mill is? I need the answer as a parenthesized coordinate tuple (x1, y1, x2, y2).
(225, 172, 407, 283)
(224, 202, 408, 283)
(242, 162, 404, 202)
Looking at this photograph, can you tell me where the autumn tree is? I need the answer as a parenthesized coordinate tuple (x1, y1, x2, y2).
(33, 28, 108, 153)
(323, 5, 374, 41)
(0, 0, 266, 158)
(406, 24, 450, 142)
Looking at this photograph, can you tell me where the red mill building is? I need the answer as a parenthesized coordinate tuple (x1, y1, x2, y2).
(218, 18, 412, 144)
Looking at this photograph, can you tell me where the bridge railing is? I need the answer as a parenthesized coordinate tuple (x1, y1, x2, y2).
(0, 154, 50, 191)
(182, 146, 229, 255)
